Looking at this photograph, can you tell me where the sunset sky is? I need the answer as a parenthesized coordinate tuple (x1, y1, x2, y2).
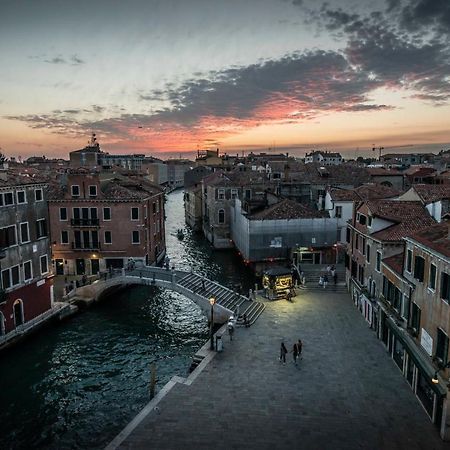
(0, 0, 449, 159)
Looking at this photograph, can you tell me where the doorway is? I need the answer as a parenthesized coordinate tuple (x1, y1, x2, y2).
(76, 258, 85, 275)
(13, 300, 24, 327)
(91, 259, 99, 275)
(55, 259, 64, 275)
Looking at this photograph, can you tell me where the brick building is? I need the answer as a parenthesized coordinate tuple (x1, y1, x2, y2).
(48, 169, 165, 275)
(0, 170, 53, 336)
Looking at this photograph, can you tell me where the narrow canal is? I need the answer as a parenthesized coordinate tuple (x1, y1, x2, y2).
(0, 190, 254, 450)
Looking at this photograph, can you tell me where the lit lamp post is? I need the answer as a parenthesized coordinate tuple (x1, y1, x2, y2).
(432, 361, 450, 385)
(209, 296, 216, 351)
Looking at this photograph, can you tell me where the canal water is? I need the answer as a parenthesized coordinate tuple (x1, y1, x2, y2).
(0, 190, 254, 450)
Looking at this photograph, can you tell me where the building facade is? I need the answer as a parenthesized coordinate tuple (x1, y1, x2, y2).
(0, 171, 53, 336)
(48, 170, 165, 275)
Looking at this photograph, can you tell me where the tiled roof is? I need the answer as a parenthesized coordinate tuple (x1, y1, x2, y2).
(382, 252, 404, 276)
(407, 222, 450, 259)
(412, 184, 450, 203)
(330, 183, 400, 202)
(367, 167, 403, 176)
(249, 199, 327, 220)
(367, 200, 435, 241)
(354, 183, 401, 200)
(404, 166, 435, 176)
(0, 170, 48, 187)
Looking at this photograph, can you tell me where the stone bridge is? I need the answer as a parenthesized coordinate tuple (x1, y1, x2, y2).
(63, 266, 265, 326)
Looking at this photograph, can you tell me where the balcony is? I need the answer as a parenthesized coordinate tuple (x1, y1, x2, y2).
(71, 242, 101, 250)
(70, 218, 100, 227)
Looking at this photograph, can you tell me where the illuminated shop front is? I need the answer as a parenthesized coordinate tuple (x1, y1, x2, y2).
(262, 267, 293, 299)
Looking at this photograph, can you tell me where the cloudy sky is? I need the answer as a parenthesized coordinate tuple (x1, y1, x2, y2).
(0, 0, 449, 159)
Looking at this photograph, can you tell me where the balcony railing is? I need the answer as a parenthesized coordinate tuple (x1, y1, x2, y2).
(71, 242, 101, 250)
(70, 218, 100, 227)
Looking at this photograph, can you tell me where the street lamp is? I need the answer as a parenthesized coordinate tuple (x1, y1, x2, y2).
(209, 296, 216, 350)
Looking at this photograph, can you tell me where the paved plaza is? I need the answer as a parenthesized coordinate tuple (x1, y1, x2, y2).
(110, 289, 450, 450)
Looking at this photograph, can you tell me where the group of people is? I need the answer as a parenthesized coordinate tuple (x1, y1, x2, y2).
(279, 339, 303, 365)
(318, 265, 338, 288)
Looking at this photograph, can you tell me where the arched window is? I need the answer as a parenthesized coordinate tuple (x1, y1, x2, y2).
(13, 299, 24, 327)
(218, 209, 225, 224)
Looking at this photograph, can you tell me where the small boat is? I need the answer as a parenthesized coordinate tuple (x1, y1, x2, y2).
(176, 229, 184, 240)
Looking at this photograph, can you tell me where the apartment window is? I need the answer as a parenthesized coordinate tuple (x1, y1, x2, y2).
(17, 190, 26, 204)
(359, 214, 367, 225)
(355, 234, 359, 250)
(71, 185, 80, 197)
(61, 230, 69, 244)
(368, 216, 373, 227)
(132, 230, 140, 244)
(0, 225, 17, 248)
(20, 222, 30, 243)
(231, 189, 238, 199)
(152, 202, 157, 214)
(362, 238, 366, 256)
(103, 207, 111, 221)
(406, 249, 412, 273)
(218, 188, 225, 200)
(40, 255, 48, 275)
(131, 207, 139, 221)
(245, 189, 251, 199)
(414, 256, 425, 282)
(35, 189, 43, 202)
(376, 251, 381, 272)
(411, 303, 421, 332)
(441, 272, 450, 303)
(88, 185, 97, 197)
(23, 260, 32, 281)
(429, 264, 437, 291)
(436, 328, 449, 364)
(11, 265, 20, 286)
(1, 192, 14, 206)
(346, 227, 351, 243)
(60, 207, 68, 221)
(335, 206, 342, 218)
(366, 244, 371, 263)
(1, 269, 11, 289)
(218, 209, 225, 224)
(36, 219, 47, 239)
(104, 231, 112, 244)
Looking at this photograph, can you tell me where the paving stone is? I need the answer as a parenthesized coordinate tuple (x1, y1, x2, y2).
(114, 291, 450, 450)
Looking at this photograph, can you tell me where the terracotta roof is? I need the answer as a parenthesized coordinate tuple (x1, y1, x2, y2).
(367, 167, 403, 176)
(412, 184, 450, 203)
(407, 222, 450, 259)
(404, 166, 435, 176)
(382, 252, 404, 276)
(249, 199, 327, 220)
(330, 183, 400, 202)
(366, 200, 435, 241)
(0, 170, 48, 187)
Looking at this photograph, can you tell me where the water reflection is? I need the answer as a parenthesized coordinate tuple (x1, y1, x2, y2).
(0, 189, 253, 450)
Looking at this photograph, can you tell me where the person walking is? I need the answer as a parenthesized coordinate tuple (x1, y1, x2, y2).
(319, 275, 324, 287)
(279, 342, 288, 364)
(326, 265, 331, 275)
(201, 277, 206, 292)
(333, 272, 338, 285)
(243, 313, 250, 328)
(292, 342, 299, 365)
(323, 274, 328, 289)
(228, 320, 235, 341)
(297, 339, 303, 360)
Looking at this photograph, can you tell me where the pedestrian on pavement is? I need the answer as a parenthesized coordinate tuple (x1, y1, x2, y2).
(319, 275, 324, 287)
(292, 342, 299, 365)
(300, 271, 305, 286)
(331, 267, 336, 278)
(323, 274, 328, 289)
(326, 265, 331, 275)
(243, 313, 250, 328)
(298, 339, 303, 359)
(333, 272, 338, 285)
(286, 290, 292, 302)
(228, 321, 235, 341)
(201, 277, 206, 291)
(279, 342, 288, 364)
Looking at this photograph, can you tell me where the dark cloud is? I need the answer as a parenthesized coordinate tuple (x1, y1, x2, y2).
(70, 54, 85, 65)
(44, 56, 66, 64)
(399, 0, 450, 34)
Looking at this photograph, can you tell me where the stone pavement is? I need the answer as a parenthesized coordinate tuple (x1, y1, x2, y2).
(110, 289, 450, 450)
